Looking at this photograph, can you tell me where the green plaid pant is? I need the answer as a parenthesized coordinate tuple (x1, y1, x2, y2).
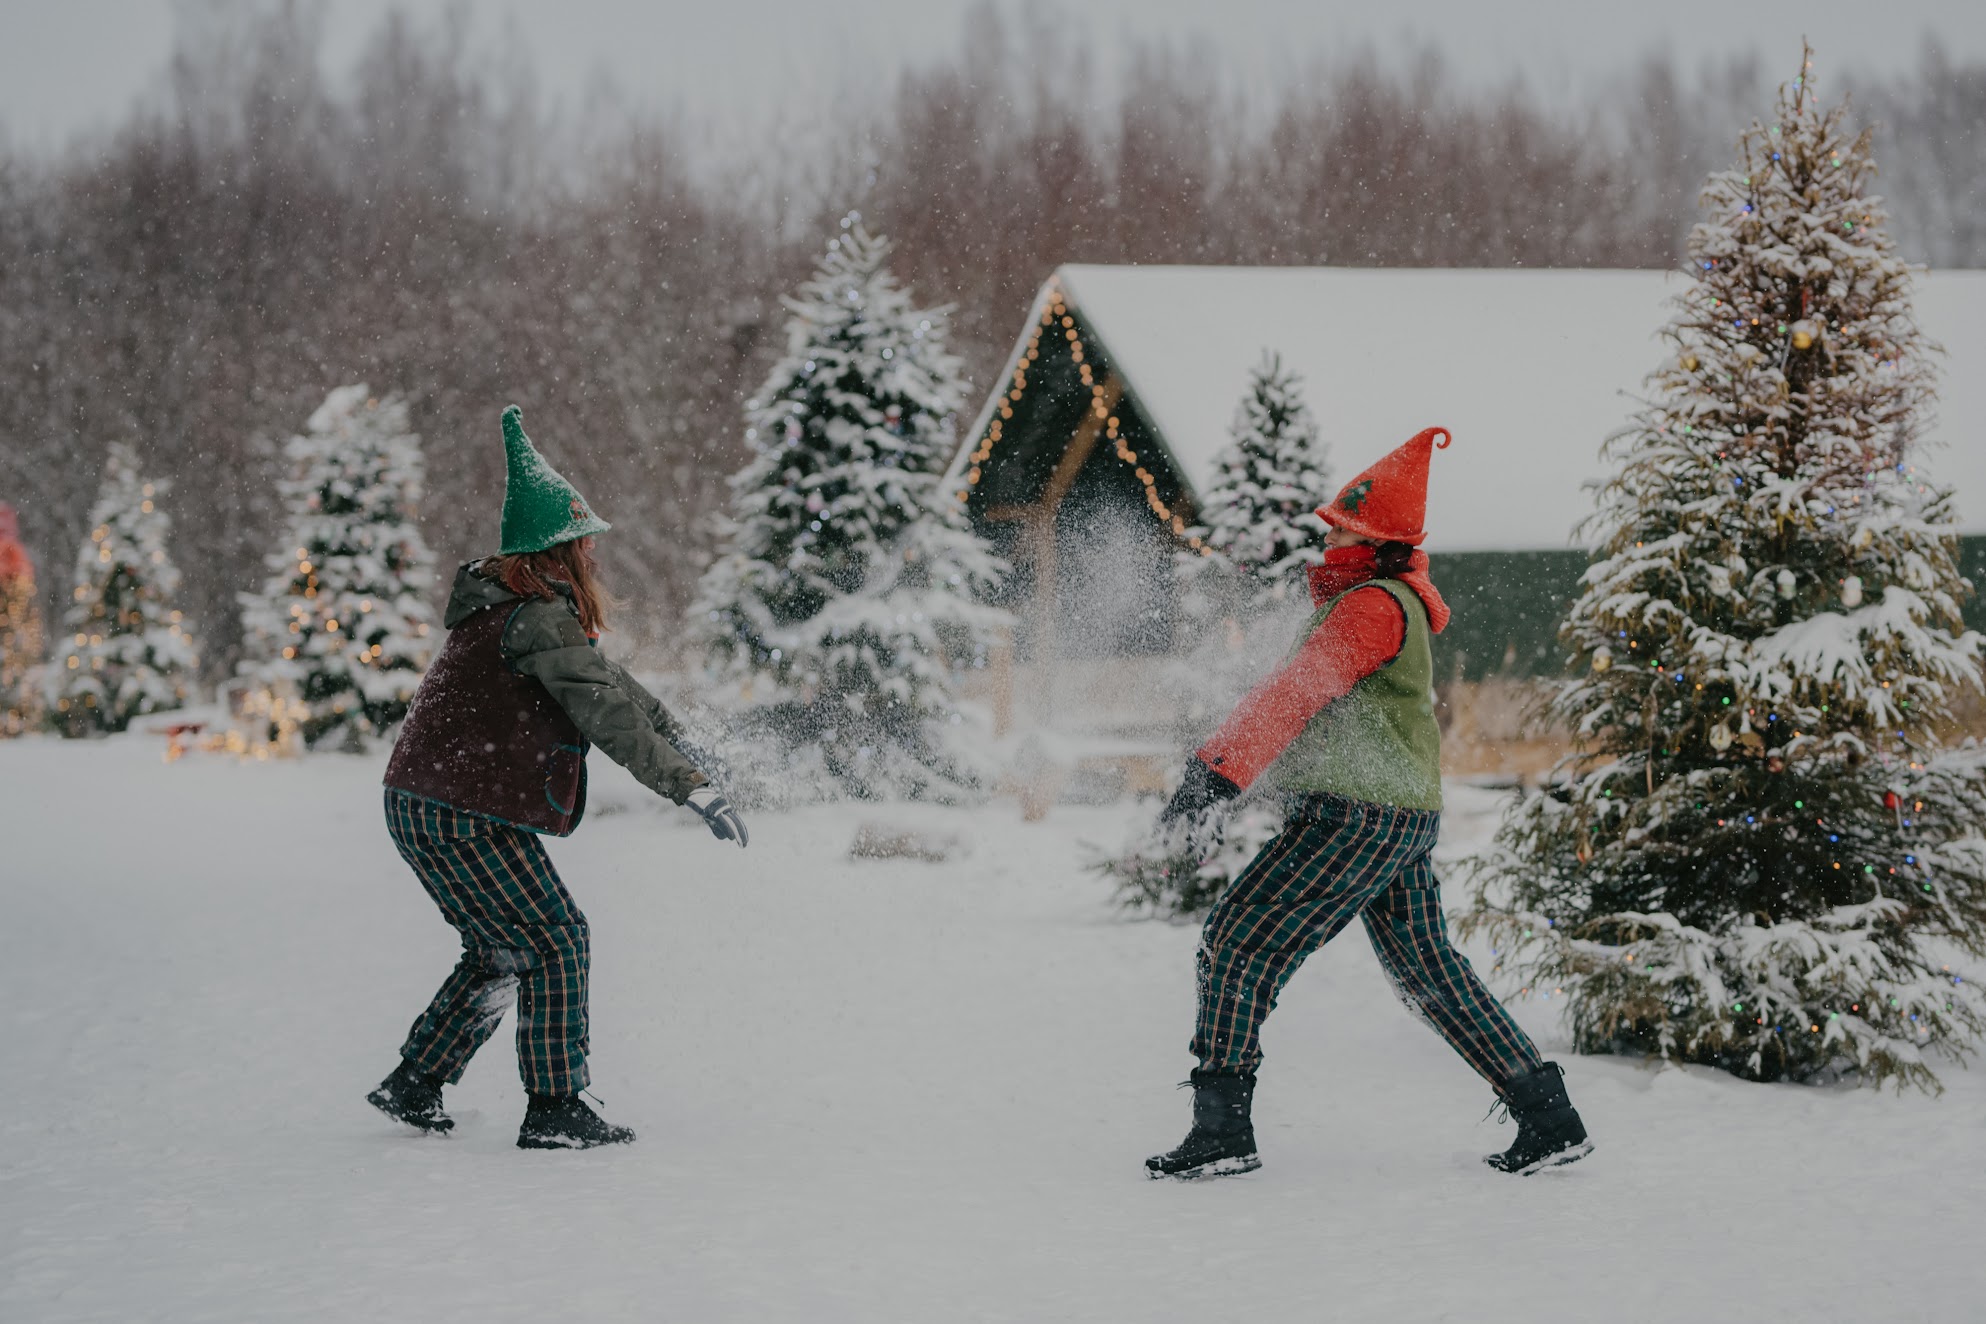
(1194, 792, 1541, 1089)
(385, 790, 590, 1095)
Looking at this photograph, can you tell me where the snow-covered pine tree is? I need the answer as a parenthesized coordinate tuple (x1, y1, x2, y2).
(237, 386, 437, 751)
(1190, 349, 1333, 608)
(692, 217, 1007, 801)
(44, 443, 199, 736)
(1461, 47, 1986, 1091)
(1102, 352, 1333, 917)
(0, 502, 43, 737)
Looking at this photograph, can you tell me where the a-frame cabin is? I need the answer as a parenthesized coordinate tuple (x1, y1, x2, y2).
(947, 264, 1986, 715)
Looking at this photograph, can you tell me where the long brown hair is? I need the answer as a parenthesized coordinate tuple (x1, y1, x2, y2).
(484, 537, 612, 636)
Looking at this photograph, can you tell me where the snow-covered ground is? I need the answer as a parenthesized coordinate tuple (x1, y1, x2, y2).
(5, 732, 1983, 1322)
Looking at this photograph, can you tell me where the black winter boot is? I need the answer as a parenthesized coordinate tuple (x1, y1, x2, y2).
(517, 1093, 636, 1150)
(1145, 1068, 1260, 1179)
(1485, 1062, 1591, 1174)
(366, 1061, 452, 1133)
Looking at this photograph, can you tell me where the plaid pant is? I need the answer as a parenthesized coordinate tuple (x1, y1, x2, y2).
(385, 790, 590, 1095)
(1194, 792, 1541, 1090)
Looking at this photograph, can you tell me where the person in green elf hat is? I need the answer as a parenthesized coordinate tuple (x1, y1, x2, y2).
(369, 405, 747, 1150)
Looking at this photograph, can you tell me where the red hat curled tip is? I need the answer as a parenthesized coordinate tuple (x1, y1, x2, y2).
(1317, 427, 1451, 546)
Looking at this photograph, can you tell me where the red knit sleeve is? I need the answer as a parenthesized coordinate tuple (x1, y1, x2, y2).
(1195, 586, 1408, 792)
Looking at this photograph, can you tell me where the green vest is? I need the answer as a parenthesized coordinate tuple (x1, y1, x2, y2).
(1268, 578, 1443, 812)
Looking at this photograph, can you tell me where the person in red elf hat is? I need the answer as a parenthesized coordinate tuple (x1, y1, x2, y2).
(1145, 427, 1591, 1180)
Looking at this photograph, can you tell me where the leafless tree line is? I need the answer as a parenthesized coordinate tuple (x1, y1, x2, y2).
(1, 2, 1980, 673)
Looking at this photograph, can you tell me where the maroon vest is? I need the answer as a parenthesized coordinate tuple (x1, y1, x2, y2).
(384, 603, 588, 836)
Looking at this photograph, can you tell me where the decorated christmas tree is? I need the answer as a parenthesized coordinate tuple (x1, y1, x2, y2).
(692, 216, 1007, 801)
(1461, 47, 1986, 1090)
(0, 502, 44, 737)
(44, 444, 199, 735)
(1102, 353, 1334, 917)
(237, 386, 437, 751)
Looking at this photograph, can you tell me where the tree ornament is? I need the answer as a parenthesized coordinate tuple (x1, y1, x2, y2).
(1591, 645, 1613, 673)
(1776, 569, 1796, 598)
(1708, 721, 1734, 752)
(1790, 320, 1818, 350)
(1840, 575, 1863, 608)
(1680, 352, 1700, 372)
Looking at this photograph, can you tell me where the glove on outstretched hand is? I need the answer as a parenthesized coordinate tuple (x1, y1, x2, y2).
(1159, 758, 1241, 830)
(686, 786, 749, 847)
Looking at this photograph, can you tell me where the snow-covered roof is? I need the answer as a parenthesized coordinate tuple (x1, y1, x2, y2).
(953, 265, 1986, 551)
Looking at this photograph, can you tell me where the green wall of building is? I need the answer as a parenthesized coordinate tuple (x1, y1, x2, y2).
(1428, 536, 1986, 682)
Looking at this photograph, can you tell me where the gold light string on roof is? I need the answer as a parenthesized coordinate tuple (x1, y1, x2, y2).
(957, 282, 1207, 554)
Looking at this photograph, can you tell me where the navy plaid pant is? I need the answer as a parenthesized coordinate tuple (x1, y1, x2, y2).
(1194, 792, 1541, 1089)
(385, 790, 590, 1095)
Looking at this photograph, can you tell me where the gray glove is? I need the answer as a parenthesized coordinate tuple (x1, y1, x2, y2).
(686, 785, 749, 848)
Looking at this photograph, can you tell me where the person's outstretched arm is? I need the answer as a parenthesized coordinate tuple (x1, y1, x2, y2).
(599, 654, 691, 743)
(1163, 586, 1407, 822)
(502, 601, 707, 803)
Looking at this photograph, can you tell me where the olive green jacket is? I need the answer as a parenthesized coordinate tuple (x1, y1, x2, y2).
(443, 562, 707, 804)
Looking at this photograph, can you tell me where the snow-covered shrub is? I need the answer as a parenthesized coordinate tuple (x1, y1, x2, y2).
(691, 216, 1007, 803)
(44, 443, 199, 735)
(1098, 799, 1286, 920)
(236, 387, 436, 751)
(1460, 49, 1986, 1092)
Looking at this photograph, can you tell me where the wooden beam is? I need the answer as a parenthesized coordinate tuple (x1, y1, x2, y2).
(1040, 376, 1123, 516)
(1025, 376, 1123, 682)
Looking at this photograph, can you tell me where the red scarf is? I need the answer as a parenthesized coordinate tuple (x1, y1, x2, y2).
(1306, 544, 1450, 634)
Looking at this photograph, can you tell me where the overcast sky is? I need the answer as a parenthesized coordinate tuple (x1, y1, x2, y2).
(3, 0, 1983, 153)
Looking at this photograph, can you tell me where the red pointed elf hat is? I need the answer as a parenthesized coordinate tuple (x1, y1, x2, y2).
(1317, 427, 1451, 545)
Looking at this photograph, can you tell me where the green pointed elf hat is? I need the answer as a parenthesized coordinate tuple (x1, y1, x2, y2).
(498, 405, 611, 554)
